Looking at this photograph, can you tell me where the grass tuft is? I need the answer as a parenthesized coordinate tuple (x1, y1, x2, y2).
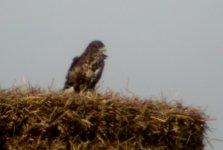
(0, 87, 208, 150)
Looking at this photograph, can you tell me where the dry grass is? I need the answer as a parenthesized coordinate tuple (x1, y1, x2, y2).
(0, 87, 208, 150)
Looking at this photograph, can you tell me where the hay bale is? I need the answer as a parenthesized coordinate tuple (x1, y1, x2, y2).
(0, 88, 208, 150)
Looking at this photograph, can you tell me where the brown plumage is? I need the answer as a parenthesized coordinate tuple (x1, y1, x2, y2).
(63, 40, 107, 93)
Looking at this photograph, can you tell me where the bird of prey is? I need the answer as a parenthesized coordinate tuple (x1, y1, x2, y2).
(63, 40, 107, 93)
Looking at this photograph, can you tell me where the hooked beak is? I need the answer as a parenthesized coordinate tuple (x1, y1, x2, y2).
(99, 47, 106, 53)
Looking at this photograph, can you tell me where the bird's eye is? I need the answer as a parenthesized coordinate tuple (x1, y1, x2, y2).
(91, 44, 98, 49)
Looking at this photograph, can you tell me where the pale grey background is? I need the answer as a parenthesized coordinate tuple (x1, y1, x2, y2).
(0, 1, 222, 149)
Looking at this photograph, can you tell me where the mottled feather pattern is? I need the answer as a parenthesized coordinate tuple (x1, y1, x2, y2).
(63, 40, 107, 93)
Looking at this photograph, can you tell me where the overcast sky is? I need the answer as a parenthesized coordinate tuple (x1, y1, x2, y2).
(0, 1, 223, 149)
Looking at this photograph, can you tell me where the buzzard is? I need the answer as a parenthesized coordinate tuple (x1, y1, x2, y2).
(63, 40, 107, 93)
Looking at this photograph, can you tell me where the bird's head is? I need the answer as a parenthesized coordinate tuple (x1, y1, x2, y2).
(85, 40, 107, 56)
